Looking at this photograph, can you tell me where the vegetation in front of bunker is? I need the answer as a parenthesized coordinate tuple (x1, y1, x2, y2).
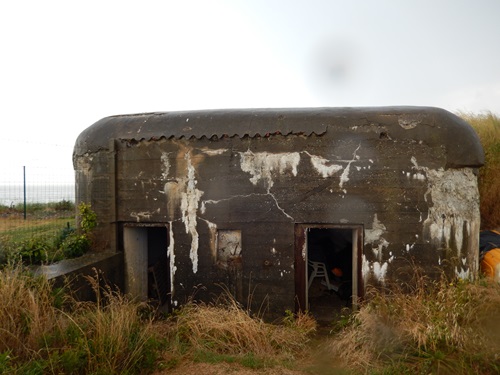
(0, 266, 161, 374)
(0, 265, 317, 374)
(1, 264, 499, 374)
(328, 276, 500, 374)
(0, 202, 97, 266)
(460, 111, 500, 230)
(160, 291, 317, 371)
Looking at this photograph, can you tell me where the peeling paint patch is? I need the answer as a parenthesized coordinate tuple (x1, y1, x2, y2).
(130, 211, 153, 222)
(365, 214, 389, 262)
(364, 214, 387, 244)
(167, 222, 176, 297)
(398, 114, 422, 129)
(201, 148, 228, 156)
(239, 150, 300, 190)
(161, 152, 170, 180)
(308, 154, 343, 177)
(420, 164, 480, 259)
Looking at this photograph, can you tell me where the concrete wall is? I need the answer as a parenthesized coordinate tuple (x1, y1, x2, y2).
(73, 107, 484, 316)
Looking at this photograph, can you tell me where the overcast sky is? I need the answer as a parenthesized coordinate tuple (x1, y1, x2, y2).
(1, 0, 499, 184)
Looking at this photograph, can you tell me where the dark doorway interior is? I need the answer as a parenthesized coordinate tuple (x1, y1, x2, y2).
(307, 228, 353, 322)
(147, 227, 170, 310)
(123, 224, 171, 313)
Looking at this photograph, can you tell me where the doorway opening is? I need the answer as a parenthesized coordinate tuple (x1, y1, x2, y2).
(295, 224, 363, 323)
(123, 224, 171, 312)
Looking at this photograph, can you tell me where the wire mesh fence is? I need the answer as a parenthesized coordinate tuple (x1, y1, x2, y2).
(0, 165, 76, 253)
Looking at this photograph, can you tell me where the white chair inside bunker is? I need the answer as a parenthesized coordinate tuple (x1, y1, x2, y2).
(308, 260, 333, 290)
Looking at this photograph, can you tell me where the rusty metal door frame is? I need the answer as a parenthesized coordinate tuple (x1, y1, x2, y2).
(294, 223, 364, 312)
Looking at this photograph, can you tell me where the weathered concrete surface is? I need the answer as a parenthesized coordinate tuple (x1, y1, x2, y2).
(73, 107, 484, 317)
(35, 252, 124, 301)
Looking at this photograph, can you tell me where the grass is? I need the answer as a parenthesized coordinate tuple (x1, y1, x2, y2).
(0, 265, 160, 374)
(1, 264, 500, 374)
(0, 201, 95, 266)
(166, 291, 316, 366)
(328, 276, 500, 374)
(0, 216, 73, 243)
(0, 200, 75, 243)
(459, 111, 500, 229)
(0, 265, 317, 374)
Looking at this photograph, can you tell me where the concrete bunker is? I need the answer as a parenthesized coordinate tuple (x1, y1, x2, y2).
(73, 106, 484, 321)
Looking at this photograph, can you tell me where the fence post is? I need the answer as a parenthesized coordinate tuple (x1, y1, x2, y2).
(23, 166, 27, 220)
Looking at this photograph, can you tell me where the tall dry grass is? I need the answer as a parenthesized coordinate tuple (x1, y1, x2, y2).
(64, 273, 159, 374)
(329, 277, 500, 374)
(167, 292, 317, 366)
(0, 266, 59, 357)
(0, 266, 159, 374)
(459, 111, 500, 229)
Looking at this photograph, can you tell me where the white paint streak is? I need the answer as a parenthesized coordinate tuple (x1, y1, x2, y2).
(180, 152, 204, 273)
(362, 254, 371, 286)
(373, 262, 389, 283)
(339, 144, 361, 188)
(167, 222, 176, 297)
(239, 150, 300, 190)
(302, 236, 307, 261)
(455, 267, 470, 279)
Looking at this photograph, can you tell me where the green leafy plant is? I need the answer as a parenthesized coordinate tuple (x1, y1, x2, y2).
(56, 203, 97, 259)
(78, 202, 97, 234)
(60, 233, 90, 258)
(16, 237, 50, 265)
(53, 222, 76, 249)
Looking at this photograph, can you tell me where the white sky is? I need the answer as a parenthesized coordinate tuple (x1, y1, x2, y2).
(1, 0, 499, 184)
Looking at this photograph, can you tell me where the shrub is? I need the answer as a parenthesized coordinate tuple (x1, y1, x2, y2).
(78, 202, 97, 234)
(53, 223, 76, 250)
(15, 236, 50, 265)
(14, 202, 45, 214)
(60, 233, 90, 258)
(53, 200, 75, 211)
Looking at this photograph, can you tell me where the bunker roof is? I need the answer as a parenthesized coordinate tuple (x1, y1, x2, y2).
(74, 106, 484, 168)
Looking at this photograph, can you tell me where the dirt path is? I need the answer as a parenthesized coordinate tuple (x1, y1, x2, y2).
(153, 327, 347, 375)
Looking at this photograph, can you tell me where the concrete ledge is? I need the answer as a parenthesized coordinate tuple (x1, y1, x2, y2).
(34, 251, 124, 302)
